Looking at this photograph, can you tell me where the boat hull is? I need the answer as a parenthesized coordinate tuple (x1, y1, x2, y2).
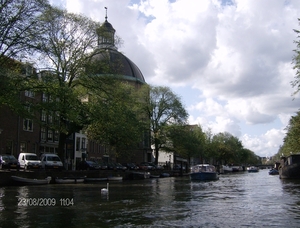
(190, 172, 219, 181)
(55, 178, 85, 184)
(279, 163, 300, 179)
(11, 176, 51, 185)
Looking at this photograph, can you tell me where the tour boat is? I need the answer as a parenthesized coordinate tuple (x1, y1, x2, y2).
(189, 164, 219, 181)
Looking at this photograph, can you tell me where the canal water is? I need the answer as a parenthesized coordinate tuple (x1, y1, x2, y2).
(0, 169, 299, 227)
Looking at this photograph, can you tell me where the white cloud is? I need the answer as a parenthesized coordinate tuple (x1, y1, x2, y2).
(50, 0, 300, 158)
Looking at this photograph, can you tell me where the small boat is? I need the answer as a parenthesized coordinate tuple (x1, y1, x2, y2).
(247, 166, 259, 173)
(84, 177, 108, 182)
(107, 176, 123, 181)
(160, 172, 170, 178)
(279, 154, 300, 179)
(129, 171, 150, 180)
(222, 165, 233, 173)
(231, 165, 243, 172)
(189, 164, 219, 181)
(269, 169, 279, 175)
(55, 177, 85, 184)
(11, 176, 51, 185)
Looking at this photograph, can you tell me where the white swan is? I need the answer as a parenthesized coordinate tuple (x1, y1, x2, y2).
(101, 183, 109, 194)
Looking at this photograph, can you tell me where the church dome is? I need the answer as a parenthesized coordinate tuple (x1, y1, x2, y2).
(92, 10, 146, 84)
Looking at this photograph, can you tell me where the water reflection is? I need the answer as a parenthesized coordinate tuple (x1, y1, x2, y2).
(0, 170, 299, 227)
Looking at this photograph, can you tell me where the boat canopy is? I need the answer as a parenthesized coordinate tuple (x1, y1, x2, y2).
(191, 164, 216, 173)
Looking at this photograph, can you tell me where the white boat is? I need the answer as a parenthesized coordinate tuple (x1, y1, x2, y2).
(11, 176, 51, 185)
(189, 164, 219, 181)
(231, 165, 243, 172)
(55, 177, 85, 184)
(222, 165, 233, 173)
(247, 166, 259, 173)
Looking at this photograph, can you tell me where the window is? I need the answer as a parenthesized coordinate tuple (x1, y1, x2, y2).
(76, 137, 80, 151)
(23, 119, 33, 131)
(42, 93, 48, 102)
(82, 138, 86, 149)
(25, 90, 35, 98)
(54, 130, 59, 142)
(41, 110, 47, 122)
(20, 142, 26, 153)
(47, 129, 53, 141)
(48, 113, 53, 124)
(41, 127, 46, 141)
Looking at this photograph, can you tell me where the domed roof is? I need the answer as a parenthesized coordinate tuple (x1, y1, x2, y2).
(92, 49, 146, 83)
(92, 11, 146, 84)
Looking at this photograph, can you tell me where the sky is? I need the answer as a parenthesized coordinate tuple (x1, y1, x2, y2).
(50, 0, 300, 158)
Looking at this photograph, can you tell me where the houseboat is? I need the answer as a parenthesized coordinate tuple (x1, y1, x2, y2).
(279, 154, 300, 179)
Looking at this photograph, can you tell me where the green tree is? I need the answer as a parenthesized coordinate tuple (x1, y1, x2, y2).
(86, 81, 147, 161)
(211, 132, 243, 164)
(29, 7, 100, 160)
(281, 112, 300, 155)
(166, 124, 205, 164)
(0, 0, 49, 66)
(139, 85, 188, 164)
(292, 18, 300, 95)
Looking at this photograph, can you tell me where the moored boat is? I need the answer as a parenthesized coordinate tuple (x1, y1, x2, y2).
(84, 177, 108, 182)
(55, 177, 85, 184)
(11, 176, 51, 185)
(247, 166, 259, 173)
(189, 164, 219, 181)
(107, 176, 123, 181)
(222, 165, 233, 173)
(129, 171, 150, 180)
(231, 165, 243, 172)
(269, 169, 279, 175)
(279, 154, 300, 179)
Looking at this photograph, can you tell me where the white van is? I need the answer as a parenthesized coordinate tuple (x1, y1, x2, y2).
(18, 153, 41, 170)
(40, 153, 63, 170)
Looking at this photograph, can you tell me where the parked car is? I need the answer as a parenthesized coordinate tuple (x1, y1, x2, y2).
(115, 163, 127, 170)
(0, 154, 20, 170)
(40, 153, 63, 170)
(18, 153, 41, 170)
(122, 163, 139, 170)
(77, 160, 101, 170)
(139, 162, 155, 170)
(148, 162, 164, 170)
(173, 164, 182, 170)
(98, 162, 108, 170)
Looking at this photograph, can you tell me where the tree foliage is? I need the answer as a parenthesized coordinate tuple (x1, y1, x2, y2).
(138, 85, 188, 164)
(280, 111, 300, 156)
(166, 124, 205, 162)
(292, 19, 300, 96)
(0, 0, 49, 66)
(87, 81, 147, 159)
